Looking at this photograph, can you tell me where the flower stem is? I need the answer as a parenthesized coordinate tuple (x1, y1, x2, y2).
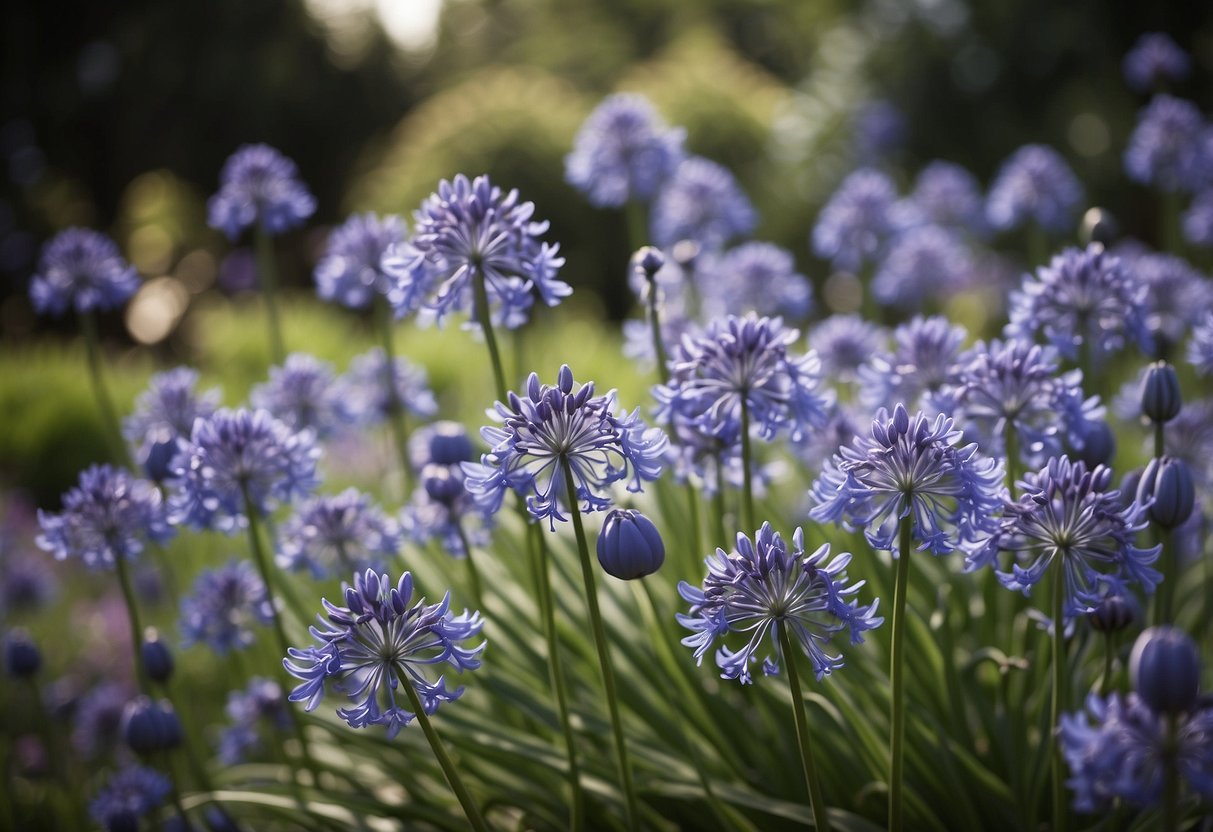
(453, 520, 484, 616)
(1051, 568, 1067, 832)
(472, 267, 508, 403)
(1153, 420, 1165, 460)
(778, 624, 831, 832)
(562, 457, 640, 831)
(739, 395, 756, 534)
(253, 225, 286, 365)
(376, 298, 414, 496)
(79, 309, 128, 464)
(113, 555, 150, 693)
(645, 274, 670, 385)
(888, 517, 912, 832)
(1100, 633, 1114, 697)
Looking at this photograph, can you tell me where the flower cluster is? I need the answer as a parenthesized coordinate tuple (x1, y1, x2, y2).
(1124, 95, 1209, 192)
(29, 228, 140, 316)
(179, 559, 275, 655)
(650, 156, 756, 251)
(1124, 250, 1213, 356)
(207, 144, 316, 239)
(908, 161, 989, 238)
(857, 315, 967, 414)
(277, 488, 401, 578)
(871, 224, 972, 309)
(1123, 32, 1191, 92)
(811, 168, 898, 271)
(809, 314, 887, 383)
(89, 765, 170, 832)
(313, 212, 407, 311)
(696, 242, 813, 321)
(217, 677, 290, 765)
(339, 348, 438, 426)
(250, 353, 351, 439)
(985, 144, 1083, 234)
(123, 368, 221, 479)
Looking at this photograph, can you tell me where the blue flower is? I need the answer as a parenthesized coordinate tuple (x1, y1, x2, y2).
(29, 228, 140, 316)
(811, 168, 898, 272)
(986, 144, 1083, 234)
(1121, 250, 1213, 355)
(72, 681, 134, 758)
(386, 174, 569, 330)
(872, 225, 973, 309)
(250, 353, 350, 439)
(1188, 312, 1213, 376)
(408, 421, 476, 469)
(277, 488, 402, 578)
(123, 367, 221, 455)
(284, 569, 484, 738)
(1123, 33, 1191, 93)
(908, 161, 989, 238)
(697, 242, 814, 321)
(809, 404, 1004, 557)
(808, 314, 887, 383)
(314, 212, 408, 311)
(217, 677, 289, 765)
(37, 465, 172, 570)
(402, 464, 494, 558)
(207, 144, 316, 240)
(179, 559, 275, 655)
(1006, 244, 1151, 362)
(857, 315, 967, 414)
(1164, 398, 1213, 491)
(677, 523, 882, 683)
(853, 100, 906, 162)
(565, 93, 686, 208)
(89, 765, 171, 832)
(464, 365, 666, 528)
(651, 156, 756, 250)
(977, 457, 1161, 621)
(1183, 189, 1213, 247)
(338, 348, 438, 426)
(167, 408, 321, 533)
(1124, 95, 1209, 193)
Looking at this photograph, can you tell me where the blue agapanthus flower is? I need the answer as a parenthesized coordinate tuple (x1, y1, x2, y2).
(123, 368, 221, 459)
(277, 488, 401, 578)
(89, 764, 171, 832)
(1006, 244, 1151, 362)
(313, 212, 408, 311)
(811, 168, 898, 272)
(857, 315, 967, 415)
(697, 242, 814, 321)
(29, 228, 140, 316)
(408, 421, 476, 470)
(284, 569, 484, 738)
(1183, 189, 1213, 247)
(1188, 312, 1213, 376)
(1163, 398, 1213, 491)
(650, 156, 756, 250)
(1121, 250, 1213, 355)
(808, 314, 887, 383)
(167, 408, 321, 533)
(250, 353, 350, 439)
(908, 161, 989, 237)
(1123, 33, 1191, 93)
(72, 681, 134, 758)
(677, 523, 882, 684)
(809, 404, 1004, 557)
(179, 559, 275, 655)
(402, 464, 494, 558)
(338, 348, 438, 426)
(217, 676, 289, 765)
(36, 465, 172, 570)
(383, 174, 569, 330)
(207, 144, 316, 240)
(656, 314, 833, 448)
(871, 224, 973, 308)
(565, 93, 686, 208)
(974, 457, 1161, 620)
(986, 144, 1083, 234)
(1124, 95, 1209, 193)
(464, 365, 666, 528)
(854, 99, 906, 162)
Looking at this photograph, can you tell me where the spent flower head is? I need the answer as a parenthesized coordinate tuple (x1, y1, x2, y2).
(207, 144, 316, 239)
(29, 228, 140, 316)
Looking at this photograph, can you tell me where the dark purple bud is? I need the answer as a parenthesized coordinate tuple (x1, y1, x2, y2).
(633, 246, 665, 277)
(1129, 626, 1201, 715)
(1137, 456, 1195, 529)
(122, 697, 183, 754)
(422, 464, 464, 504)
(426, 422, 474, 465)
(1088, 594, 1135, 633)
(596, 509, 665, 580)
(104, 810, 140, 832)
(1140, 361, 1181, 423)
(139, 427, 180, 482)
(140, 629, 174, 683)
(4, 630, 41, 678)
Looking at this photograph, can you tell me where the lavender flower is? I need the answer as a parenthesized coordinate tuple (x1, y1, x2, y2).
(179, 559, 275, 655)
(464, 365, 666, 527)
(29, 228, 140, 316)
(37, 466, 172, 570)
(313, 212, 407, 311)
(677, 523, 882, 683)
(871, 225, 973, 308)
(1124, 95, 1208, 193)
(217, 677, 289, 765)
(908, 161, 988, 237)
(89, 765, 170, 832)
(1123, 251, 1213, 356)
(986, 145, 1083, 234)
(565, 93, 686, 208)
(277, 488, 401, 578)
(284, 569, 484, 737)
(338, 348, 438, 426)
(1123, 33, 1191, 93)
(167, 408, 320, 533)
(1188, 312, 1213, 376)
(697, 242, 813, 321)
(1183, 190, 1213, 247)
(250, 353, 349, 438)
(809, 404, 1004, 556)
(809, 314, 887, 383)
(857, 315, 967, 414)
(650, 156, 756, 250)
(811, 168, 898, 272)
(207, 144, 316, 240)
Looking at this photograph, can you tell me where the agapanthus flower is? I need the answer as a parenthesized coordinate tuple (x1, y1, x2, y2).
(1006, 244, 1151, 362)
(338, 348, 438, 426)
(975, 457, 1161, 621)
(656, 314, 833, 450)
(313, 212, 407, 311)
(29, 228, 140, 316)
(853, 99, 906, 162)
(284, 569, 484, 737)
(88, 764, 171, 832)
(1162, 398, 1213, 490)
(986, 144, 1083, 234)
(383, 174, 569, 329)
(650, 156, 756, 251)
(697, 242, 813, 320)
(677, 523, 882, 683)
(1123, 33, 1191, 93)
(217, 677, 289, 765)
(0, 550, 56, 616)
(123, 368, 221, 470)
(72, 681, 133, 758)
(401, 464, 494, 557)
(565, 93, 686, 208)
(179, 559, 275, 655)
(37, 465, 172, 570)
(791, 404, 862, 475)
(811, 168, 898, 272)
(408, 421, 476, 470)
(167, 408, 320, 533)
(871, 224, 973, 308)
(908, 161, 988, 237)
(250, 353, 350, 439)
(809, 404, 1004, 556)
(1183, 189, 1213, 247)
(277, 488, 401, 578)
(207, 144, 316, 240)
(1188, 312, 1213, 376)
(808, 314, 887, 383)
(1124, 95, 1209, 193)
(857, 315, 967, 414)
(1120, 250, 1213, 356)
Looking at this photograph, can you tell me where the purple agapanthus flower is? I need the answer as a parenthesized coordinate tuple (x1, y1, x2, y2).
(89, 765, 171, 832)
(857, 315, 967, 415)
(565, 93, 686, 208)
(338, 348, 438, 426)
(250, 353, 350, 439)
(29, 228, 140, 316)
(284, 569, 484, 738)
(908, 161, 989, 238)
(650, 156, 757, 251)
(277, 488, 401, 578)
(1188, 312, 1213, 376)
(383, 174, 569, 330)
(123, 368, 221, 460)
(1123, 33, 1191, 93)
(72, 681, 134, 759)
(986, 144, 1083, 234)
(408, 421, 476, 470)
(871, 225, 973, 308)
(207, 144, 316, 240)
(1183, 190, 1213, 247)
(697, 242, 814, 321)
(179, 559, 275, 655)
(217, 677, 290, 765)
(811, 168, 898, 272)
(463, 365, 667, 528)
(1162, 398, 1213, 491)
(854, 100, 906, 162)
(37, 465, 172, 570)
(809, 404, 1004, 557)
(1121, 250, 1213, 356)
(167, 408, 321, 533)
(677, 523, 882, 684)
(1124, 95, 1209, 193)
(313, 212, 408, 311)
(402, 467, 493, 558)
(808, 314, 887, 383)
(1006, 244, 1151, 362)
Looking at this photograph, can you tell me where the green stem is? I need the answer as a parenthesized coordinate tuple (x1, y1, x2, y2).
(1027, 224, 1049, 270)
(888, 517, 912, 832)
(778, 625, 831, 832)
(645, 276, 670, 385)
(254, 225, 286, 365)
(625, 202, 648, 253)
(473, 267, 509, 403)
(1100, 633, 1114, 697)
(562, 457, 639, 831)
(739, 395, 756, 534)
(401, 674, 489, 832)
(453, 520, 484, 616)
(1051, 567, 1067, 832)
(1161, 190, 1182, 255)
(376, 299, 414, 496)
(113, 555, 150, 693)
(79, 309, 128, 464)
